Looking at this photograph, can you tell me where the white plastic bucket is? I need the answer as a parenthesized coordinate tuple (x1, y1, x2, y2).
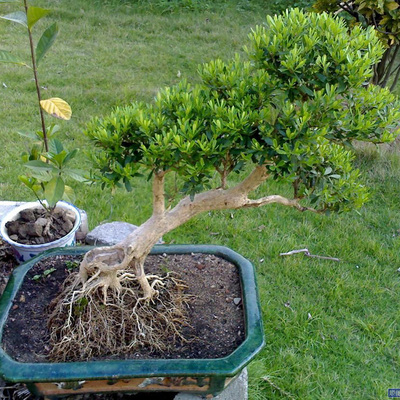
(0, 201, 81, 263)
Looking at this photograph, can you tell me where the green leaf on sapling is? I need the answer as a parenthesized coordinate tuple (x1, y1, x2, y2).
(64, 168, 87, 182)
(25, 158, 54, 169)
(17, 130, 40, 140)
(0, 11, 27, 27)
(27, 7, 50, 30)
(63, 149, 78, 165)
(44, 176, 65, 208)
(48, 138, 64, 155)
(36, 23, 58, 65)
(0, 50, 27, 66)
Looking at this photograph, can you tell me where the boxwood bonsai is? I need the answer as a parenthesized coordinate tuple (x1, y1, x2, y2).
(49, 9, 400, 360)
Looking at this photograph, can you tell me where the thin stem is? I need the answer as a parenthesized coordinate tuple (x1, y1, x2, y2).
(338, 1, 359, 22)
(24, 0, 48, 152)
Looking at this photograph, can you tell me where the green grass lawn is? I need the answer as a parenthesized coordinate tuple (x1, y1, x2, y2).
(1, 1, 400, 399)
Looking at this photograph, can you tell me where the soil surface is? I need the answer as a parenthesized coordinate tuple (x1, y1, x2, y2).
(0, 240, 15, 296)
(0, 242, 246, 399)
(2, 252, 245, 363)
(5, 206, 76, 245)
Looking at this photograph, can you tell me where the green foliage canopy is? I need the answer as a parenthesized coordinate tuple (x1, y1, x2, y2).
(314, 0, 400, 88)
(85, 9, 400, 214)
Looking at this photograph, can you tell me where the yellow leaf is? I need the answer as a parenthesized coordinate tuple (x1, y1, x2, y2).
(40, 98, 72, 120)
(380, 15, 391, 25)
(358, 1, 366, 11)
(386, 1, 399, 10)
(63, 185, 75, 202)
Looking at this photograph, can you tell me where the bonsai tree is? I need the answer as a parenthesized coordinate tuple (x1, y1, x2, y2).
(49, 9, 400, 360)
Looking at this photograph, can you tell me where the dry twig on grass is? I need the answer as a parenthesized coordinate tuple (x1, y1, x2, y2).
(280, 248, 340, 262)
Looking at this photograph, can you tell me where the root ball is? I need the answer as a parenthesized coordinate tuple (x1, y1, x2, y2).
(47, 271, 190, 362)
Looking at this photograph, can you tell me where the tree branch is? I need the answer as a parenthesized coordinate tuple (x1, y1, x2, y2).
(338, 1, 359, 21)
(381, 46, 399, 87)
(165, 164, 319, 231)
(390, 62, 400, 91)
(230, 164, 269, 195)
(81, 166, 319, 277)
(242, 195, 321, 213)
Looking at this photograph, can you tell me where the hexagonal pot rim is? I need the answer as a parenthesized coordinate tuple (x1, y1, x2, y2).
(0, 244, 264, 383)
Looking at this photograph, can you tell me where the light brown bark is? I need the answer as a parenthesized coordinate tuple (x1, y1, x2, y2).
(80, 164, 315, 299)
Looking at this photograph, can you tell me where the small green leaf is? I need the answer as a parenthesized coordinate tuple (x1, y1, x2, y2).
(0, 50, 26, 66)
(44, 176, 65, 207)
(27, 6, 50, 30)
(43, 267, 56, 276)
(299, 85, 314, 97)
(48, 138, 64, 155)
(64, 168, 86, 182)
(17, 130, 39, 140)
(25, 159, 56, 172)
(124, 179, 132, 192)
(36, 23, 58, 66)
(0, 11, 27, 27)
(63, 149, 78, 165)
(47, 124, 60, 138)
(79, 297, 88, 307)
(32, 274, 42, 281)
(18, 175, 41, 193)
(324, 167, 333, 175)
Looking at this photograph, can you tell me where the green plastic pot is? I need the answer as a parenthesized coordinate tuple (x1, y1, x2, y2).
(0, 245, 264, 398)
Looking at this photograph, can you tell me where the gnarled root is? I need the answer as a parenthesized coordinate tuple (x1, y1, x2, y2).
(47, 270, 190, 362)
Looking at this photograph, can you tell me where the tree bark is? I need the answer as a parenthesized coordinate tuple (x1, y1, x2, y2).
(80, 164, 314, 299)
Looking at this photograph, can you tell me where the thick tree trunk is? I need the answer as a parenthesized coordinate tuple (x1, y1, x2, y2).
(80, 165, 314, 299)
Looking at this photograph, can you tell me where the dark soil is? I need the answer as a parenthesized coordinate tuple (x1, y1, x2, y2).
(5, 206, 76, 245)
(0, 241, 15, 296)
(0, 242, 245, 399)
(2, 253, 245, 363)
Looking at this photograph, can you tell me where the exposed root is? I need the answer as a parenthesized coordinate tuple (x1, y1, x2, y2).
(47, 270, 191, 362)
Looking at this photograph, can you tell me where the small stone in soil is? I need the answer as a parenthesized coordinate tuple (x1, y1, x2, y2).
(61, 219, 73, 232)
(19, 209, 35, 222)
(35, 218, 48, 227)
(26, 222, 43, 237)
